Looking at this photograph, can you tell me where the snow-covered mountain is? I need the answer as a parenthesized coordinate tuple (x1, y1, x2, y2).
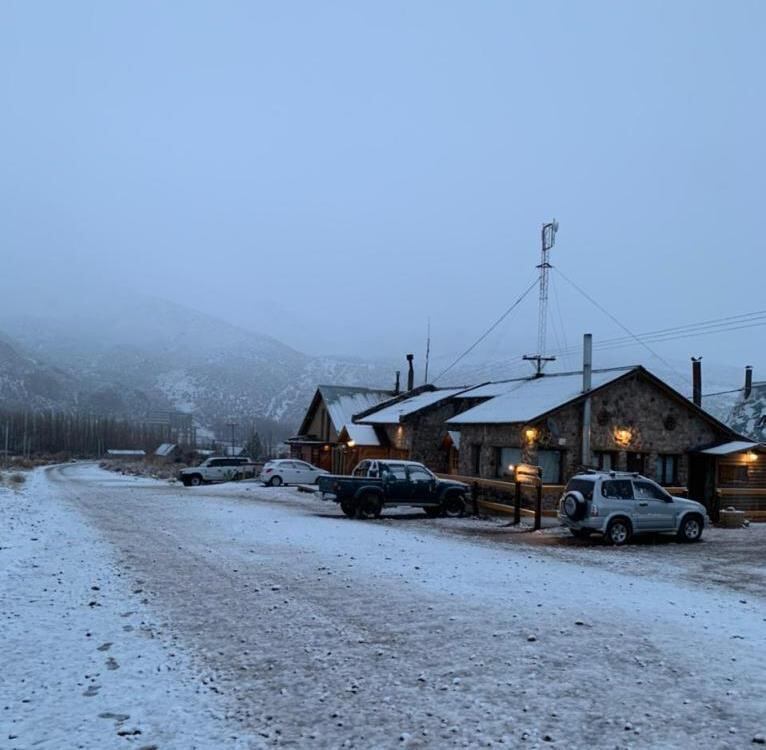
(0, 294, 399, 430)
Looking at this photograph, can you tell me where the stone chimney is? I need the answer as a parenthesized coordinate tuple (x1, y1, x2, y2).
(745, 365, 753, 399)
(406, 354, 415, 392)
(691, 357, 702, 407)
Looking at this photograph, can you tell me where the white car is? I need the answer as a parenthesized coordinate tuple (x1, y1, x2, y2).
(179, 457, 256, 486)
(260, 459, 328, 487)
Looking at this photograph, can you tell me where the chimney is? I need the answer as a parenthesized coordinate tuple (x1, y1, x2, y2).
(745, 365, 753, 399)
(691, 357, 702, 407)
(581, 334, 593, 467)
(394, 371, 401, 396)
(406, 354, 415, 392)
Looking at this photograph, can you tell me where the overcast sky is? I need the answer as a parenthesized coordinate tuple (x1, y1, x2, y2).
(1, 1, 765, 379)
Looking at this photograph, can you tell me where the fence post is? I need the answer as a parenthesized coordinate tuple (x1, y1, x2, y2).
(513, 479, 521, 525)
(534, 468, 543, 531)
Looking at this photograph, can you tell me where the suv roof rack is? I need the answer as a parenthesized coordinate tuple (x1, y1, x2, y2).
(578, 469, 642, 478)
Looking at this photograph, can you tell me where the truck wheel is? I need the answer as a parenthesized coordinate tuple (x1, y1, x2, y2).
(358, 493, 382, 520)
(424, 507, 442, 518)
(189, 475, 203, 487)
(340, 501, 356, 518)
(442, 494, 465, 518)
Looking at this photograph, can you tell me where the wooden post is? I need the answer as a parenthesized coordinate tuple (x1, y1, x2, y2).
(534, 480, 543, 531)
(513, 479, 522, 525)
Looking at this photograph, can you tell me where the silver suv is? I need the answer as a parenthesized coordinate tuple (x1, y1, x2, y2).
(559, 471, 707, 545)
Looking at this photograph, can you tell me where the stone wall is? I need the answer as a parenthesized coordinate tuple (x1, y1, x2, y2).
(457, 370, 728, 488)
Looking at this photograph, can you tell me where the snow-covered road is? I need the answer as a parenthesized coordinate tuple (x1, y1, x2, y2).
(2, 464, 765, 749)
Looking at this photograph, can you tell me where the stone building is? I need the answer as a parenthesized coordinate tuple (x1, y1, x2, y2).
(448, 365, 743, 510)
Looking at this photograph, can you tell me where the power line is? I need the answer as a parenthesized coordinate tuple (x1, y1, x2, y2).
(433, 277, 539, 383)
(554, 267, 689, 385)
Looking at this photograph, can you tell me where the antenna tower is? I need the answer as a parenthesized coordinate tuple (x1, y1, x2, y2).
(523, 219, 559, 376)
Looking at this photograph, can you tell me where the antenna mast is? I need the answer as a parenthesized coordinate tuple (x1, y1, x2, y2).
(424, 318, 431, 385)
(523, 219, 558, 377)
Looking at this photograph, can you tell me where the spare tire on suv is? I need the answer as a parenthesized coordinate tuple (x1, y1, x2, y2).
(562, 491, 588, 521)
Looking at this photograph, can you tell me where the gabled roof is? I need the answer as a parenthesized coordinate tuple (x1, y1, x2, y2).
(155, 443, 178, 456)
(297, 385, 393, 436)
(448, 368, 634, 425)
(337, 423, 385, 447)
(448, 366, 742, 437)
(728, 382, 766, 442)
(357, 387, 470, 425)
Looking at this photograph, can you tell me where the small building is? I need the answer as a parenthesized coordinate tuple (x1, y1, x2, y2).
(106, 449, 146, 459)
(288, 385, 394, 471)
(154, 443, 181, 461)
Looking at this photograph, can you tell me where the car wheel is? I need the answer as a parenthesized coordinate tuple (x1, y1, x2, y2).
(181, 477, 192, 487)
(677, 514, 703, 543)
(569, 528, 591, 539)
(269, 476, 283, 487)
(563, 491, 587, 521)
(442, 494, 465, 518)
(424, 506, 442, 518)
(189, 475, 203, 487)
(605, 517, 632, 546)
(357, 492, 382, 520)
(340, 501, 356, 518)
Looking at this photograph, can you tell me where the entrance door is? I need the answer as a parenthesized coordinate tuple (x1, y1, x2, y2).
(626, 452, 646, 474)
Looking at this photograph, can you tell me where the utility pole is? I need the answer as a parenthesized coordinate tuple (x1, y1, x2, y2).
(524, 219, 559, 377)
(227, 421, 238, 456)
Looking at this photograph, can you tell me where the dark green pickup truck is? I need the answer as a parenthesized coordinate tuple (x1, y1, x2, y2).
(317, 459, 471, 519)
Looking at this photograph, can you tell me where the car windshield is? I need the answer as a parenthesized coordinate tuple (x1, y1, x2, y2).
(565, 478, 594, 501)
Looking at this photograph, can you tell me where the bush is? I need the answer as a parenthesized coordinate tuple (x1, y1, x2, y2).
(8, 472, 26, 485)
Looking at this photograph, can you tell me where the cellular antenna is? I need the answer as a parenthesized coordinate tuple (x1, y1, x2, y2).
(523, 219, 558, 377)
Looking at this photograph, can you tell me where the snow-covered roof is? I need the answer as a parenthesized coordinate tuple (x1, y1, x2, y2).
(154, 443, 178, 457)
(341, 423, 381, 447)
(358, 388, 468, 424)
(106, 449, 146, 456)
(319, 385, 393, 433)
(448, 368, 634, 425)
(699, 441, 763, 456)
(727, 382, 766, 442)
(453, 381, 526, 399)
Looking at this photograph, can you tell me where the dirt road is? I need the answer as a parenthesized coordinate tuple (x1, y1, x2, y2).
(3, 463, 765, 749)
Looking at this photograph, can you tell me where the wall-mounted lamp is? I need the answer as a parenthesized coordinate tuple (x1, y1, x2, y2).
(347, 440, 356, 448)
(524, 427, 538, 443)
(747, 450, 758, 462)
(613, 427, 633, 447)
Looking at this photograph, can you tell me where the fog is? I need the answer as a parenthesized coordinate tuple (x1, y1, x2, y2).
(2, 1, 765, 378)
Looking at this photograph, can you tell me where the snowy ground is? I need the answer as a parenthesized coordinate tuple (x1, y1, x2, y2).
(2, 464, 765, 749)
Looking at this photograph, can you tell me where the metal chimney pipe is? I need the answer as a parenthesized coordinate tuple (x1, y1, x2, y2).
(406, 354, 415, 392)
(745, 365, 753, 399)
(394, 371, 401, 396)
(581, 334, 593, 467)
(691, 357, 702, 407)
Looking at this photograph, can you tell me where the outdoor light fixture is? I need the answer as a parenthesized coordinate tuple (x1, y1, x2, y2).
(507, 463, 516, 475)
(613, 427, 633, 447)
(747, 450, 758, 462)
(347, 440, 356, 448)
(525, 427, 538, 443)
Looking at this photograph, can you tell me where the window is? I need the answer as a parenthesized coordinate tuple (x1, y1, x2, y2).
(495, 447, 522, 478)
(601, 480, 633, 500)
(537, 450, 563, 484)
(471, 445, 481, 476)
(382, 463, 407, 480)
(718, 464, 748, 485)
(565, 478, 594, 501)
(353, 461, 369, 478)
(408, 466, 434, 482)
(295, 461, 312, 470)
(593, 451, 617, 471)
(633, 480, 669, 501)
(209, 459, 224, 467)
(655, 455, 679, 485)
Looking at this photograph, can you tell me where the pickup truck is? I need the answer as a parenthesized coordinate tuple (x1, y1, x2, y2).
(179, 457, 258, 486)
(318, 459, 471, 519)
